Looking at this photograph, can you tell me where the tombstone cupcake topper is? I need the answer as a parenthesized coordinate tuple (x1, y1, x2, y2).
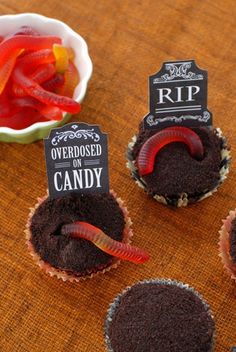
(144, 59, 212, 130)
(44, 122, 109, 198)
(126, 59, 230, 207)
(42, 122, 149, 268)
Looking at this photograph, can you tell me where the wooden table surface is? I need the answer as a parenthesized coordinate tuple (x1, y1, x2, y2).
(1, 1, 236, 351)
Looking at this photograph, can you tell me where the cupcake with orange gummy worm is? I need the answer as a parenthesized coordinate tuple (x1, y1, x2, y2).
(219, 209, 236, 280)
(25, 190, 149, 282)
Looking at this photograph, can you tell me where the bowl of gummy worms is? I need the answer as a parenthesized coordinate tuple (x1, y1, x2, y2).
(0, 13, 93, 143)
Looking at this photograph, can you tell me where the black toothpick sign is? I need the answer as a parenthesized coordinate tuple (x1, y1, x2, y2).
(144, 60, 212, 129)
(44, 122, 109, 198)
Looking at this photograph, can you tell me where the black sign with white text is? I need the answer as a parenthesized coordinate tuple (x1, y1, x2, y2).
(44, 123, 109, 198)
(144, 60, 212, 129)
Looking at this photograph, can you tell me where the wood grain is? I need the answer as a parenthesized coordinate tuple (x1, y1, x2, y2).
(0, 1, 236, 351)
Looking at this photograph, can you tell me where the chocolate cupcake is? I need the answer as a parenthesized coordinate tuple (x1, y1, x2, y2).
(25, 190, 133, 282)
(127, 125, 230, 207)
(219, 209, 236, 281)
(105, 279, 215, 352)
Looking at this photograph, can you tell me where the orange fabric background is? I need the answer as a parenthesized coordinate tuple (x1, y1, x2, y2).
(1, 1, 236, 351)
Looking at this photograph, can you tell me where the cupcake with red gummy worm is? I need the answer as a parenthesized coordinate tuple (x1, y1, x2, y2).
(25, 190, 149, 282)
(219, 209, 236, 281)
(105, 279, 215, 352)
(127, 123, 230, 207)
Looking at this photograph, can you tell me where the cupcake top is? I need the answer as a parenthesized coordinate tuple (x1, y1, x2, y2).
(29, 192, 125, 276)
(229, 217, 236, 264)
(131, 126, 222, 199)
(106, 280, 215, 352)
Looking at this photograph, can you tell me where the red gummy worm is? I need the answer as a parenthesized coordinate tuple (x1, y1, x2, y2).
(0, 35, 61, 64)
(12, 65, 81, 114)
(0, 107, 46, 129)
(11, 64, 56, 97)
(39, 106, 63, 121)
(0, 48, 22, 94)
(42, 73, 65, 92)
(61, 222, 150, 264)
(16, 49, 55, 68)
(14, 26, 40, 37)
(0, 92, 13, 118)
(137, 126, 204, 176)
(10, 83, 26, 98)
(30, 63, 56, 84)
(11, 97, 63, 121)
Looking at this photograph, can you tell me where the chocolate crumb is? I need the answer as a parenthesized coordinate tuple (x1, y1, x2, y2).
(108, 282, 214, 352)
(30, 192, 125, 276)
(132, 127, 222, 200)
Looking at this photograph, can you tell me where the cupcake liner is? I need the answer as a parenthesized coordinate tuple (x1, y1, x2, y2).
(219, 209, 236, 281)
(126, 127, 231, 207)
(104, 278, 215, 352)
(25, 190, 133, 283)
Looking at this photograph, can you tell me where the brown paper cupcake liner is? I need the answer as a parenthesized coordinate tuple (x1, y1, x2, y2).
(126, 127, 231, 207)
(104, 278, 215, 352)
(25, 190, 133, 283)
(219, 209, 236, 281)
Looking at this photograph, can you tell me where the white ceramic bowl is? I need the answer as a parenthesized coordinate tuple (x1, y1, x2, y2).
(0, 13, 92, 143)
